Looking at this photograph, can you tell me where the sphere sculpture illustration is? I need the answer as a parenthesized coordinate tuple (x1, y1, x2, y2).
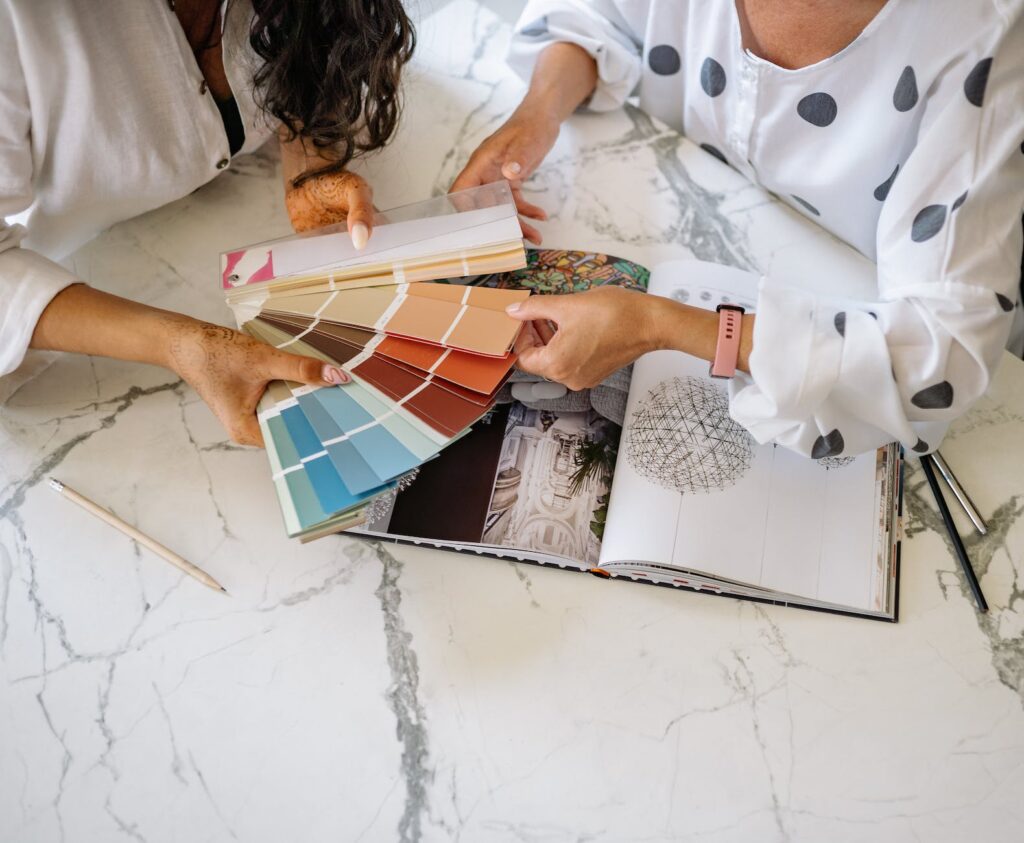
(817, 455, 856, 469)
(626, 377, 754, 494)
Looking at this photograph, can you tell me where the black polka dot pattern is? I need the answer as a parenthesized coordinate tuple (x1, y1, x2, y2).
(791, 195, 820, 216)
(911, 381, 954, 409)
(893, 66, 918, 111)
(951, 191, 967, 212)
(649, 44, 681, 75)
(997, 292, 1014, 312)
(911, 204, 947, 242)
(700, 57, 727, 97)
(797, 93, 838, 127)
(834, 312, 846, 336)
(811, 429, 845, 459)
(874, 165, 899, 201)
(700, 143, 728, 164)
(912, 438, 930, 454)
(964, 57, 993, 107)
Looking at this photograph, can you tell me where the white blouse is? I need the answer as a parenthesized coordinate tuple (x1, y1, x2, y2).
(510, 0, 1024, 458)
(0, 0, 274, 390)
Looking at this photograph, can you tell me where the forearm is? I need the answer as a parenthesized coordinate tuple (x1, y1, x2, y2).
(521, 42, 598, 124)
(29, 283, 191, 370)
(646, 295, 755, 373)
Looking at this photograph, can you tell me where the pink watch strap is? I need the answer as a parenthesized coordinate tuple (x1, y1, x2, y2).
(709, 304, 745, 379)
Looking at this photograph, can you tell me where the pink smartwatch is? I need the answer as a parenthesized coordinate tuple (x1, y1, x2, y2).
(709, 304, 745, 379)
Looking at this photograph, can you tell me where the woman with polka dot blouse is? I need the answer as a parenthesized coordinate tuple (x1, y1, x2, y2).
(452, 0, 1024, 460)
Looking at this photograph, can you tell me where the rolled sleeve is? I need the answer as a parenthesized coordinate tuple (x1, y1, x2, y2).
(509, 0, 646, 112)
(0, 224, 79, 376)
(0, 2, 80, 380)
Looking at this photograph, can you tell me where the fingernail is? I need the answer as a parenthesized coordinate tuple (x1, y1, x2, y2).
(322, 364, 349, 385)
(505, 302, 521, 314)
(350, 222, 369, 251)
(505, 162, 522, 176)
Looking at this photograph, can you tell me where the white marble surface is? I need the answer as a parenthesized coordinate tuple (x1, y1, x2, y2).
(3, 3, 1024, 841)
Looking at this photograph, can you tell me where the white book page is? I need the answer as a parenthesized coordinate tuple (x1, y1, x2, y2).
(271, 206, 521, 278)
(600, 260, 881, 612)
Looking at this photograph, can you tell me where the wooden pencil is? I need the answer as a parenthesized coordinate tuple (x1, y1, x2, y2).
(48, 478, 227, 594)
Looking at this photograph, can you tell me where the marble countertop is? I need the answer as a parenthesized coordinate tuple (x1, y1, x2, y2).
(2, 2, 1023, 841)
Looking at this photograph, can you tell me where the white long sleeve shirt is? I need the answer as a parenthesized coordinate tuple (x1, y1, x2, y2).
(0, 0, 274, 392)
(510, 0, 1024, 458)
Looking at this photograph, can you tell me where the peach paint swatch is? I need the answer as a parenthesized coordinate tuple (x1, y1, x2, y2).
(262, 283, 529, 357)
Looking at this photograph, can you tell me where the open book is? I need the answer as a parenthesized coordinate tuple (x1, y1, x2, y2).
(355, 257, 903, 621)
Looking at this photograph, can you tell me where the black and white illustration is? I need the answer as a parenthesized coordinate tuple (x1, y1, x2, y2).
(625, 376, 753, 494)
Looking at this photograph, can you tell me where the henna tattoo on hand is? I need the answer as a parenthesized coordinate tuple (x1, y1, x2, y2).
(285, 171, 366, 232)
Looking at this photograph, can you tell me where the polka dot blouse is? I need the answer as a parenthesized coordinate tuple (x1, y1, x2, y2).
(509, 0, 1024, 459)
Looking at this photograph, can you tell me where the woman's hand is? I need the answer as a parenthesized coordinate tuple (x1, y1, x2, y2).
(450, 42, 599, 243)
(165, 318, 350, 447)
(507, 288, 663, 390)
(31, 284, 349, 448)
(507, 287, 754, 390)
(450, 107, 558, 244)
(284, 170, 375, 247)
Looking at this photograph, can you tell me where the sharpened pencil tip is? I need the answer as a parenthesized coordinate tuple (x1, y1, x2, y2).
(220, 587, 229, 594)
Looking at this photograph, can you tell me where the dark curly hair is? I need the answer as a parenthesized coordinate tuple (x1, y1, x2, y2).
(246, 0, 416, 187)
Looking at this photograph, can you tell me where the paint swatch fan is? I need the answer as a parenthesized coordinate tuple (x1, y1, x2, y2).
(220, 182, 528, 541)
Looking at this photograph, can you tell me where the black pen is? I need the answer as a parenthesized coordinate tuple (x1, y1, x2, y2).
(920, 455, 987, 612)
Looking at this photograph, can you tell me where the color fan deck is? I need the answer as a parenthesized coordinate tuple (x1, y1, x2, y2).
(222, 182, 528, 540)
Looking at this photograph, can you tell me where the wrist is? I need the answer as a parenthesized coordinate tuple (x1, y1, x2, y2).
(514, 92, 564, 136)
(527, 42, 598, 122)
(156, 312, 203, 374)
(643, 296, 706, 353)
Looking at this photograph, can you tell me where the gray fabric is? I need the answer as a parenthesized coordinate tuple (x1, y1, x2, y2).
(498, 364, 634, 425)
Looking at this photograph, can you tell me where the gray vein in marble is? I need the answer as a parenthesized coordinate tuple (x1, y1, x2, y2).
(722, 651, 790, 839)
(904, 468, 1024, 707)
(370, 540, 433, 843)
(0, 379, 183, 523)
(433, 10, 505, 192)
(509, 102, 759, 270)
(153, 682, 189, 786)
(35, 682, 71, 843)
(507, 560, 540, 608)
(189, 750, 240, 841)
(199, 441, 252, 453)
(95, 662, 120, 780)
(177, 394, 236, 542)
(104, 796, 147, 843)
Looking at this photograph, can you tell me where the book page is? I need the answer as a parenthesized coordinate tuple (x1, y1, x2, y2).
(600, 260, 883, 613)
